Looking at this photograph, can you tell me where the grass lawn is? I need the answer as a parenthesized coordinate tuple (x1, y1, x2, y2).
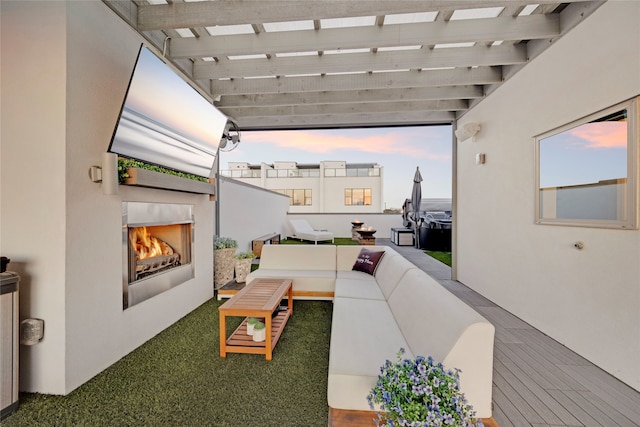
(4, 299, 332, 427)
(425, 251, 452, 267)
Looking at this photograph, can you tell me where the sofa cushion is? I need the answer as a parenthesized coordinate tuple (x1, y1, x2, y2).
(336, 270, 374, 281)
(334, 277, 384, 300)
(374, 254, 418, 299)
(352, 248, 385, 275)
(246, 269, 335, 295)
(328, 296, 413, 410)
(258, 245, 336, 270)
(386, 269, 495, 418)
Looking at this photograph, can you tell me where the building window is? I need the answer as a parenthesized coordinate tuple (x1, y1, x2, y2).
(535, 97, 638, 228)
(275, 189, 312, 206)
(345, 188, 372, 206)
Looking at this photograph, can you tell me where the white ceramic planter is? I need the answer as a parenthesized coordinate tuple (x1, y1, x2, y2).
(252, 323, 266, 342)
(246, 317, 258, 335)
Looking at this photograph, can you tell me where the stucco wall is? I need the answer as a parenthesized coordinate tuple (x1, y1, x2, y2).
(1, 2, 215, 394)
(455, 1, 640, 390)
(219, 177, 290, 252)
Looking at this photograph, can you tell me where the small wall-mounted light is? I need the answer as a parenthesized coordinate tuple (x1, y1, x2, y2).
(455, 122, 482, 142)
(89, 152, 119, 195)
(475, 153, 486, 165)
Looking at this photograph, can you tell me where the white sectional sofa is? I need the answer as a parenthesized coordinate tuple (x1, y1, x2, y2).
(245, 244, 495, 423)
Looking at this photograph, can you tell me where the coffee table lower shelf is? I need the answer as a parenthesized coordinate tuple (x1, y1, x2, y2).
(224, 310, 291, 357)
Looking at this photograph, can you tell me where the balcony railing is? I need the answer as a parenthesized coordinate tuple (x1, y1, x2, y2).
(222, 168, 380, 178)
(325, 168, 380, 177)
(220, 170, 261, 178)
(266, 169, 320, 178)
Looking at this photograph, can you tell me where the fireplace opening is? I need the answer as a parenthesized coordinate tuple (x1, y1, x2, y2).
(122, 202, 194, 309)
(128, 225, 190, 281)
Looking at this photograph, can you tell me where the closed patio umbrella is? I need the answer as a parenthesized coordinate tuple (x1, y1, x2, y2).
(411, 166, 422, 247)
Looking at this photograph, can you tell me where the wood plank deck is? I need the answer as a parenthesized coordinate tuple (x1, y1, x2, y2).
(386, 240, 640, 427)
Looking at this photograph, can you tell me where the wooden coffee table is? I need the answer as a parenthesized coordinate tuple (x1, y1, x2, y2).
(218, 278, 293, 361)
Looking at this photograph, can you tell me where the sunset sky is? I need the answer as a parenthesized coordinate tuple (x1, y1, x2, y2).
(539, 121, 627, 188)
(220, 125, 453, 210)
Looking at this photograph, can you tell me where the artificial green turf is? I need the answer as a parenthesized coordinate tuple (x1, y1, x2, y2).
(3, 299, 333, 427)
(425, 251, 452, 267)
(281, 237, 357, 246)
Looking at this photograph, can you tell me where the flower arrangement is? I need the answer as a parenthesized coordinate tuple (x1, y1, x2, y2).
(367, 348, 481, 427)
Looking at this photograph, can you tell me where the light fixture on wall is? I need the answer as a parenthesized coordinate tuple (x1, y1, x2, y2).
(455, 122, 482, 142)
(218, 118, 241, 152)
(88, 152, 119, 195)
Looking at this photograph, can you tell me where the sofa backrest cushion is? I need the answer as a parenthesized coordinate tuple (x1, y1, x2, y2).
(387, 269, 489, 362)
(351, 248, 386, 275)
(374, 255, 418, 299)
(259, 245, 337, 270)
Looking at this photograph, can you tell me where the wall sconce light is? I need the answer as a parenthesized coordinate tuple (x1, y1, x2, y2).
(88, 152, 119, 195)
(455, 122, 482, 142)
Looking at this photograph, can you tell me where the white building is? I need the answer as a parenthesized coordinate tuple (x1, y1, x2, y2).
(223, 161, 384, 213)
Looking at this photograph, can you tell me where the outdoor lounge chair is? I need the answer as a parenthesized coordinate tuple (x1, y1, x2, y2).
(288, 219, 334, 244)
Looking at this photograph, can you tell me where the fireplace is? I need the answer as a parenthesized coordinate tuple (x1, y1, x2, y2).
(122, 202, 194, 309)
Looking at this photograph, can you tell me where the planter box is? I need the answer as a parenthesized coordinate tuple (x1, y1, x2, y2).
(123, 167, 216, 197)
(214, 248, 236, 289)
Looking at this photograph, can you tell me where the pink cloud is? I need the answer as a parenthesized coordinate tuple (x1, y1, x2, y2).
(242, 130, 450, 161)
(570, 122, 627, 149)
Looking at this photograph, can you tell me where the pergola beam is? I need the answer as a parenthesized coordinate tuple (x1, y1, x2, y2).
(210, 67, 501, 96)
(217, 86, 483, 108)
(237, 110, 456, 130)
(170, 14, 558, 59)
(136, 0, 578, 31)
(194, 44, 525, 79)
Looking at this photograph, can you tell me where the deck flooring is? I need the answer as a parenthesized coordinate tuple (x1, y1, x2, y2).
(386, 239, 640, 427)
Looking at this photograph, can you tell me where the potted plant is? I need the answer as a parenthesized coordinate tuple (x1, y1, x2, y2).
(246, 317, 259, 335)
(252, 321, 266, 342)
(214, 236, 237, 289)
(234, 251, 256, 283)
(367, 348, 481, 427)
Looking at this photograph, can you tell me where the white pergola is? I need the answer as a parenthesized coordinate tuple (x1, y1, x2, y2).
(104, 0, 604, 130)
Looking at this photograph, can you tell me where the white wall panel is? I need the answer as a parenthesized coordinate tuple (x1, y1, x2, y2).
(455, 1, 640, 390)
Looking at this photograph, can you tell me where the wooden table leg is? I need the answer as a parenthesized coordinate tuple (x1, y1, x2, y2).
(287, 285, 293, 315)
(219, 311, 227, 358)
(265, 314, 273, 360)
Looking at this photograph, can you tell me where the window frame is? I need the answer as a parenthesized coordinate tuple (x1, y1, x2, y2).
(275, 189, 312, 206)
(534, 96, 639, 229)
(344, 188, 372, 206)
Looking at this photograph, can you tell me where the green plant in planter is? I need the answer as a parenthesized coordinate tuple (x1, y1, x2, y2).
(214, 236, 238, 250)
(117, 157, 208, 184)
(246, 317, 259, 335)
(367, 348, 481, 427)
(252, 321, 266, 342)
(235, 251, 256, 260)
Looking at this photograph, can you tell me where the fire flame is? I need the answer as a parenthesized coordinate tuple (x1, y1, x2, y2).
(129, 227, 174, 260)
